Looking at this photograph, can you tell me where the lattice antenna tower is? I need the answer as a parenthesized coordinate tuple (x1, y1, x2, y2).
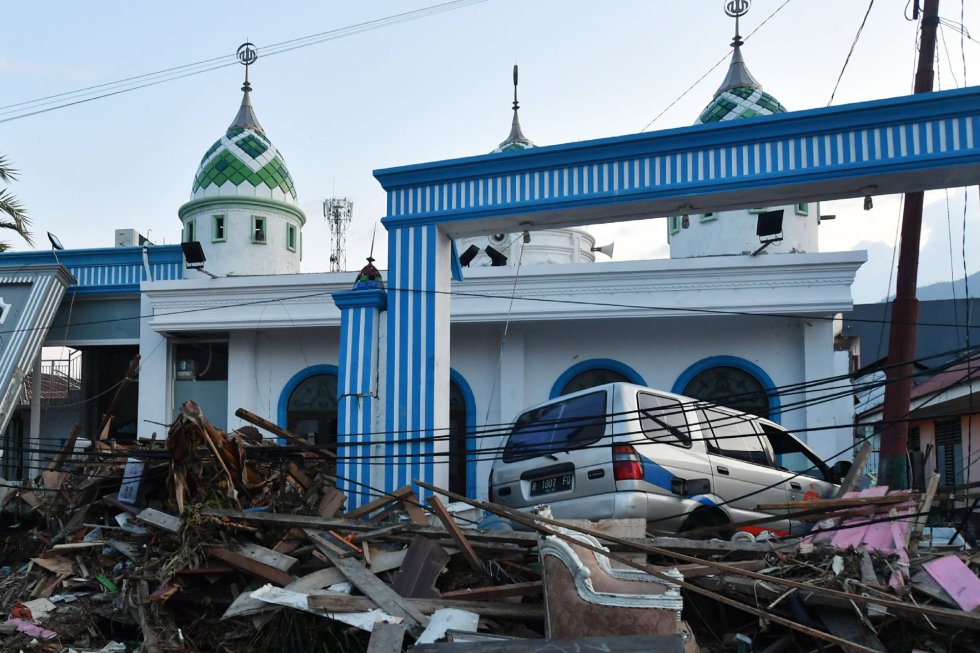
(323, 197, 353, 272)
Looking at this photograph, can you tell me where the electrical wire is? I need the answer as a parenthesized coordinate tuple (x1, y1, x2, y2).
(827, 0, 876, 106)
(0, 0, 489, 125)
(639, 0, 794, 132)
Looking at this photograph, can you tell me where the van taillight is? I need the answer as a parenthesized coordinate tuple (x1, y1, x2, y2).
(612, 444, 643, 481)
(488, 469, 494, 503)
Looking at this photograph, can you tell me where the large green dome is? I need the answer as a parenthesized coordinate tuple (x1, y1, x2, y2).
(695, 46, 786, 125)
(190, 83, 297, 204)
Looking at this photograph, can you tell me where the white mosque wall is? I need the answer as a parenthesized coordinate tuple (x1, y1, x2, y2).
(137, 251, 864, 500)
(668, 204, 820, 259)
(179, 202, 303, 277)
(455, 227, 596, 268)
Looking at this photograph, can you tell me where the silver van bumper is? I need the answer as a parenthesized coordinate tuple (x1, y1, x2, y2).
(506, 491, 695, 534)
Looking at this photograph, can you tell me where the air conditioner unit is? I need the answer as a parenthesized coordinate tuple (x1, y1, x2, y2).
(115, 229, 138, 247)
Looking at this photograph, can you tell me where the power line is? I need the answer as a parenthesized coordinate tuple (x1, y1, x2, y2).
(827, 0, 876, 106)
(0, 0, 489, 125)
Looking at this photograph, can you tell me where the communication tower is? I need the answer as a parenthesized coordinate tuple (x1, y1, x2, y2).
(323, 197, 353, 272)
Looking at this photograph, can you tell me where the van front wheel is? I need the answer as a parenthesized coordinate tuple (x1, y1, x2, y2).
(678, 508, 734, 540)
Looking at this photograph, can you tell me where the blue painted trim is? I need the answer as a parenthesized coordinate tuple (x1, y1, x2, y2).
(277, 364, 340, 431)
(450, 368, 478, 499)
(333, 289, 387, 310)
(549, 359, 646, 399)
(0, 245, 184, 295)
(375, 87, 980, 186)
(450, 240, 464, 282)
(672, 356, 782, 423)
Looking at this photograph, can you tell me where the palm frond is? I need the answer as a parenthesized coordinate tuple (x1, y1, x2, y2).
(0, 188, 34, 247)
(0, 155, 19, 183)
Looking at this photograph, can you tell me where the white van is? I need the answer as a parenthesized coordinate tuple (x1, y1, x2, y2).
(488, 382, 847, 537)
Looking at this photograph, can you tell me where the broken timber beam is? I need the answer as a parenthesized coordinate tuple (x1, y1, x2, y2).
(428, 495, 485, 575)
(306, 592, 544, 620)
(234, 408, 335, 459)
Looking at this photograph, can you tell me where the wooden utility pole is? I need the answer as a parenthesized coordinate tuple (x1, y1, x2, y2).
(879, 0, 940, 489)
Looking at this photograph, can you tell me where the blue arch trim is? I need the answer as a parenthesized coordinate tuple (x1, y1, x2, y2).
(549, 359, 646, 400)
(672, 356, 781, 423)
(450, 369, 478, 499)
(277, 364, 340, 430)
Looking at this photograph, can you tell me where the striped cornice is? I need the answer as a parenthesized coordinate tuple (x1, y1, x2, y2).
(375, 87, 980, 235)
(0, 246, 183, 295)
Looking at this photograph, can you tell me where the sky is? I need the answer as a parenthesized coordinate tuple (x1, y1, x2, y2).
(1, 0, 978, 304)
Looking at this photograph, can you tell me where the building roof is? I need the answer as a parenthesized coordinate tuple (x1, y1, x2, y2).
(695, 46, 786, 125)
(190, 81, 297, 204)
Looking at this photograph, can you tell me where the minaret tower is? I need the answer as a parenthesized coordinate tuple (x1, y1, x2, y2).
(178, 43, 306, 277)
(667, 1, 819, 258)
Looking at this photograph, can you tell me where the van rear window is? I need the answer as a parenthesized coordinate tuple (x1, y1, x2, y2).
(502, 391, 607, 463)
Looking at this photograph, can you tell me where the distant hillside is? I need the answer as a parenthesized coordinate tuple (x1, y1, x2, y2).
(915, 271, 980, 301)
(883, 271, 980, 302)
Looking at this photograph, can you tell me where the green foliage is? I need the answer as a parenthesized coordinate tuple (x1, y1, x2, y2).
(0, 155, 34, 251)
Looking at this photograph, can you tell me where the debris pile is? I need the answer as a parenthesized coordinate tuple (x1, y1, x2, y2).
(0, 403, 977, 652)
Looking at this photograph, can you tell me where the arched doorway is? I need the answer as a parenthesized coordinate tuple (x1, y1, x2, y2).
(279, 366, 339, 448)
(448, 371, 476, 497)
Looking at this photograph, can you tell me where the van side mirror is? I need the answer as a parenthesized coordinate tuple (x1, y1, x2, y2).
(831, 460, 852, 484)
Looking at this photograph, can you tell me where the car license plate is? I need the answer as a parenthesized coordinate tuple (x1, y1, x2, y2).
(530, 473, 573, 496)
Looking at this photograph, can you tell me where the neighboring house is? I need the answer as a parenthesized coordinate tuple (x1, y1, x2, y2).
(855, 354, 980, 492)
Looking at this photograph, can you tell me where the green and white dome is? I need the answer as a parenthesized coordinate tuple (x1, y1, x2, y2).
(190, 82, 297, 204)
(695, 46, 786, 124)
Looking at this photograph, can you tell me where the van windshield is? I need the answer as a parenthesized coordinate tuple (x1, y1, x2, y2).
(503, 390, 607, 462)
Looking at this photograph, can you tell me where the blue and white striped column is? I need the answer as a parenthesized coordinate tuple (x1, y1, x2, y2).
(333, 287, 386, 508)
(385, 224, 452, 499)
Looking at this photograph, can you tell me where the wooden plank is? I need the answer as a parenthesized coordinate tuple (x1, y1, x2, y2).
(367, 621, 407, 653)
(234, 408, 335, 459)
(407, 634, 682, 652)
(756, 493, 914, 511)
(230, 542, 298, 573)
(428, 496, 485, 575)
(286, 462, 312, 490)
(391, 535, 450, 599)
(442, 581, 543, 601)
(836, 441, 873, 498)
(207, 546, 294, 587)
(307, 592, 544, 620)
(135, 508, 181, 534)
(306, 530, 429, 633)
(318, 486, 347, 517)
(908, 472, 941, 550)
(401, 490, 430, 526)
(344, 486, 412, 520)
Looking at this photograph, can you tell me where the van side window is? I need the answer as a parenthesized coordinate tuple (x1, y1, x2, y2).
(638, 393, 691, 447)
(760, 423, 828, 481)
(702, 408, 770, 466)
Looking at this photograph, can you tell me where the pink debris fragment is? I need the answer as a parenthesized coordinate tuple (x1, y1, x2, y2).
(923, 555, 980, 612)
(4, 618, 57, 639)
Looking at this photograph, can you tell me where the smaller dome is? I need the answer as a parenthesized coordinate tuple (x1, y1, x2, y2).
(353, 258, 384, 290)
(695, 46, 786, 125)
(191, 82, 297, 204)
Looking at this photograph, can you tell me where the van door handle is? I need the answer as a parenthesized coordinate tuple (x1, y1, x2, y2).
(716, 466, 729, 476)
(790, 482, 802, 490)
(588, 469, 605, 480)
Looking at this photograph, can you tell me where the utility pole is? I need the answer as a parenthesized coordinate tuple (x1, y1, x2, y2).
(879, 0, 940, 490)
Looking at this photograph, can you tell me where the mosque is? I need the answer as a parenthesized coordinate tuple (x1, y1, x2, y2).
(1, 35, 868, 505)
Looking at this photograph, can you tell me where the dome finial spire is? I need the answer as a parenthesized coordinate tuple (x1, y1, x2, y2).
(229, 42, 264, 132)
(724, 0, 751, 48)
(492, 64, 535, 153)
